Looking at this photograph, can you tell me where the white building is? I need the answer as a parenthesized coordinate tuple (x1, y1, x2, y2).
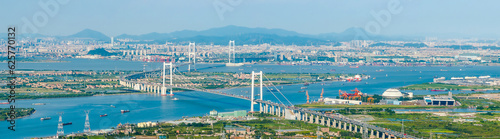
(323, 98, 362, 105)
(382, 89, 403, 98)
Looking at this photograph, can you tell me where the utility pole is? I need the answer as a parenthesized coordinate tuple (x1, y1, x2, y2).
(84, 110, 91, 133)
(57, 112, 64, 138)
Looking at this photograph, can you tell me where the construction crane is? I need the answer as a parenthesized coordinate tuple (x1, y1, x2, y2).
(306, 90, 310, 104)
(319, 88, 324, 102)
(339, 88, 362, 100)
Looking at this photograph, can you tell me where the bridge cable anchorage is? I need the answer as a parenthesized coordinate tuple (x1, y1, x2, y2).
(263, 74, 294, 106)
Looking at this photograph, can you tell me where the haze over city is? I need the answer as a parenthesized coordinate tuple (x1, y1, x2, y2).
(1, 0, 500, 38)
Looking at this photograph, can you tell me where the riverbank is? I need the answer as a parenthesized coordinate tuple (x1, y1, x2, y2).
(0, 108, 36, 121)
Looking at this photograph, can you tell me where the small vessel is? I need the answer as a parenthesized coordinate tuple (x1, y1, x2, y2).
(349, 66, 359, 68)
(431, 89, 448, 92)
(280, 70, 286, 72)
(100, 114, 108, 117)
(110, 105, 116, 108)
(376, 69, 384, 72)
(304, 83, 309, 86)
(40, 117, 52, 120)
(32, 103, 46, 105)
(63, 122, 72, 126)
(330, 69, 336, 72)
(301, 87, 308, 89)
(298, 90, 305, 93)
(172, 98, 179, 100)
(0, 102, 9, 104)
(267, 88, 280, 92)
(121, 110, 130, 113)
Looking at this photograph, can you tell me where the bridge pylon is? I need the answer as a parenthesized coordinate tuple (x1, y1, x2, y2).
(188, 42, 196, 71)
(162, 62, 174, 96)
(251, 71, 263, 113)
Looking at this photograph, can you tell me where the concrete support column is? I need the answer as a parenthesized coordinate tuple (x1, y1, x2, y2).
(349, 123, 352, 131)
(355, 125, 358, 133)
(271, 105, 275, 115)
(309, 115, 314, 123)
(278, 107, 281, 117)
(371, 129, 375, 138)
(327, 118, 331, 127)
(376, 131, 380, 139)
(343, 122, 347, 130)
(382, 133, 386, 139)
(315, 115, 320, 124)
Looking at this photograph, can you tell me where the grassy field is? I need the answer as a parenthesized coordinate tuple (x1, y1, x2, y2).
(297, 104, 447, 109)
(399, 83, 500, 90)
(368, 112, 500, 138)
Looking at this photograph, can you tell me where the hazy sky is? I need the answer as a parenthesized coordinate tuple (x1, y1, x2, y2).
(1, 0, 499, 37)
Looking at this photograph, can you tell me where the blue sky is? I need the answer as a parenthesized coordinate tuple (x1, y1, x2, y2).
(1, 0, 499, 38)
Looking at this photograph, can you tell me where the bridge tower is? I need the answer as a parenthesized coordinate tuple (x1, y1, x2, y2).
(188, 42, 196, 71)
(228, 40, 235, 63)
(251, 71, 263, 112)
(162, 62, 174, 96)
(56, 112, 64, 138)
(84, 110, 91, 133)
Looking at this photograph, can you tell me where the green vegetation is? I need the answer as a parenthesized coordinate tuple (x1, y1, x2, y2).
(400, 83, 500, 90)
(456, 97, 500, 110)
(87, 48, 118, 56)
(0, 108, 35, 121)
(296, 104, 447, 109)
(369, 112, 500, 138)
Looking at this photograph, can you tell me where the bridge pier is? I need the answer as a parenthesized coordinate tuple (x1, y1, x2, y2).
(315, 115, 320, 124)
(327, 118, 331, 127)
(355, 125, 358, 133)
(309, 114, 314, 123)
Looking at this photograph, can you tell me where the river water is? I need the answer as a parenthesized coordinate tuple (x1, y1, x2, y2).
(1, 58, 499, 138)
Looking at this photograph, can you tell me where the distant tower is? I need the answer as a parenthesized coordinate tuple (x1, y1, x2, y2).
(84, 110, 91, 132)
(111, 37, 114, 47)
(188, 42, 196, 71)
(57, 112, 64, 137)
(228, 40, 235, 63)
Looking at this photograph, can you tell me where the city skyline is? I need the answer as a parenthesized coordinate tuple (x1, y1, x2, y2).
(1, 0, 500, 38)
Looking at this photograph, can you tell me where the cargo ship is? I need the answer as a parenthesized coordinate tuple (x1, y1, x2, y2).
(121, 110, 130, 113)
(63, 122, 72, 126)
(40, 117, 52, 120)
(431, 89, 448, 92)
(100, 114, 108, 117)
(267, 88, 280, 92)
(32, 103, 46, 105)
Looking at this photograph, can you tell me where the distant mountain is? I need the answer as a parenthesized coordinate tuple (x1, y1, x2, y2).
(8, 26, 419, 44)
(63, 29, 110, 41)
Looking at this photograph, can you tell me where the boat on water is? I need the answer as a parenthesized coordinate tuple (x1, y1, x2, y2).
(298, 90, 305, 93)
(0, 102, 9, 104)
(172, 98, 179, 100)
(121, 110, 130, 113)
(267, 89, 280, 92)
(431, 89, 448, 92)
(349, 66, 359, 68)
(32, 103, 46, 105)
(376, 69, 384, 72)
(301, 87, 308, 89)
(63, 122, 72, 126)
(40, 117, 52, 120)
(100, 114, 108, 117)
(110, 105, 116, 108)
(303, 83, 309, 86)
(330, 69, 336, 72)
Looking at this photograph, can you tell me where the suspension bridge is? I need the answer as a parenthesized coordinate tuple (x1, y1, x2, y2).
(118, 41, 416, 138)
